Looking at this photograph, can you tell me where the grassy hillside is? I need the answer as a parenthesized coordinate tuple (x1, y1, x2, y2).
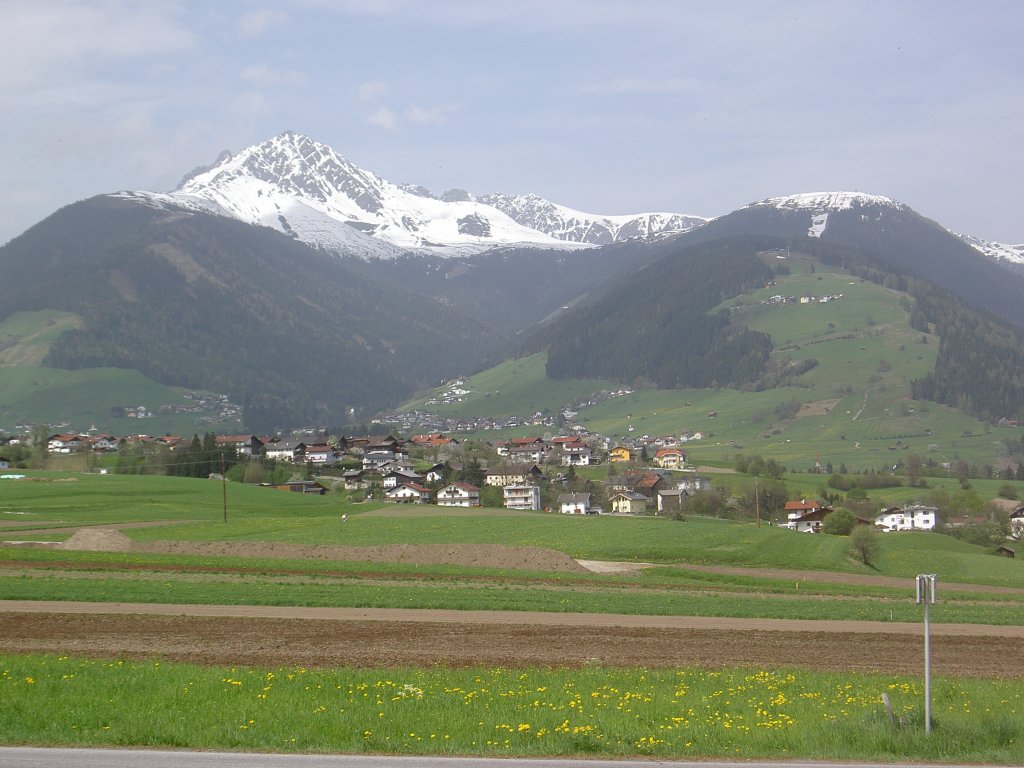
(404, 352, 610, 420)
(403, 263, 1005, 472)
(0, 311, 243, 435)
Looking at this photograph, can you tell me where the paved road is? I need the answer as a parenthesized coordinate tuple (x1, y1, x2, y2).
(0, 749, 995, 768)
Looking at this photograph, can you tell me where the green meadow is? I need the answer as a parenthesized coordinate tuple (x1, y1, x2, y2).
(1, 471, 1022, 761)
(1, 655, 1020, 763)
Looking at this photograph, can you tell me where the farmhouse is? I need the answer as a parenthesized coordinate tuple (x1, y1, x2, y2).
(558, 492, 592, 515)
(484, 464, 544, 487)
(46, 433, 85, 453)
(657, 488, 684, 515)
(263, 440, 306, 462)
(783, 500, 833, 532)
(214, 434, 264, 457)
(609, 491, 650, 515)
(382, 469, 424, 489)
(384, 482, 431, 504)
(875, 504, 937, 532)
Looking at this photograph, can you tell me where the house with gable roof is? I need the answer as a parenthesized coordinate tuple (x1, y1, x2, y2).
(384, 482, 431, 504)
(436, 482, 481, 507)
(558, 492, 592, 515)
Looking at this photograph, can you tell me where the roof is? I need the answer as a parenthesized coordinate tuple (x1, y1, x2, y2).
(442, 482, 480, 493)
(558, 493, 591, 503)
(784, 500, 822, 512)
(612, 492, 650, 501)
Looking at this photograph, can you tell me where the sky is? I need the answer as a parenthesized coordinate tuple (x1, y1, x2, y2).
(2, 0, 1023, 246)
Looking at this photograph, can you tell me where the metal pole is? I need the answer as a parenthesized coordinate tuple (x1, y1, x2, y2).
(221, 452, 227, 524)
(916, 573, 936, 735)
(923, 594, 931, 735)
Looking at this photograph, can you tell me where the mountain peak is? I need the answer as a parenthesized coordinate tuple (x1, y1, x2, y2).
(123, 133, 707, 258)
(747, 191, 904, 213)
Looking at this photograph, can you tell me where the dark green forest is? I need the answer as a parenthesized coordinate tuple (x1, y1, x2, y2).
(537, 238, 775, 387)
(0, 197, 494, 431)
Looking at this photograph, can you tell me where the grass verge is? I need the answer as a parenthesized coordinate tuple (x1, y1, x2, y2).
(1, 654, 1020, 763)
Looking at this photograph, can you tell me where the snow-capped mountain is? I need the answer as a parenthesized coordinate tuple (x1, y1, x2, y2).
(957, 233, 1024, 268)
(744, 191, 1024, 266)
(439, 190, 707, 245)
(117, 132, 706, 259)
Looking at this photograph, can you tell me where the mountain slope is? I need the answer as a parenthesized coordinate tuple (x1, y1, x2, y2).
(0, 196, 506, 430)
(535, 237, 776, 388)
(118, 132, 706, 258)
(678, 192, 1024, 330)
(528, 194, 1024, 425)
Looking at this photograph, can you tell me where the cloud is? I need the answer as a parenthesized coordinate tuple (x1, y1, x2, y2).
(238, 8, 290, 37)
(366, 107, 397, 130)
(583, 76, 704, 96)
(405, 104, 458, 125)
(358, 80, 389, 102)
(0, 2, 194, 90)
(241, 63, 308, 87)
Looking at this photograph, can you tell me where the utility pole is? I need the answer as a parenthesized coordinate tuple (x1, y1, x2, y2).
(221, 452, 227, 524)
(916, 574, 937, 734)
(754, 476, 761, 527)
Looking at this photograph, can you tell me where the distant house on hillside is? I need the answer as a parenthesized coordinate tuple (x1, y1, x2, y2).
(875, 504, 937, 532)
(215, 434, 264, 457)
(783, 500, 833, 532)
(608, 446, 632, 463)
(263, 440, 306, 462)
(654, 448, 686, 470)
(485, 464, 543, 487)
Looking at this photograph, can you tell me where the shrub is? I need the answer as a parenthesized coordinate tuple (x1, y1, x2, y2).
(849, 525, 880, 566)
(822, 509, 856, 536)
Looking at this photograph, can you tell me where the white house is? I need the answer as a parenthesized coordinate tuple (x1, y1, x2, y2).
(561, 441, 592, 467)
(503, 484, 541, 511)
(436, 482, 481, 507)
(264, 440, 306, 462)
(875, 504, 937, 532)
(47, 433, 85, 453)
(384, 482, 431, 504)
(558, 492, 592, 515)
(382, 470, 423, 489)
(303, 443, 338, 465)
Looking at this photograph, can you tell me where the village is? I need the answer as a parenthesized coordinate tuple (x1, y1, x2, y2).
(7, 426, 1019, 545)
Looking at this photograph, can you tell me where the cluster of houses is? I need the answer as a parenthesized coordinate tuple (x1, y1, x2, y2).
(783, 499, 1024, 546)
(783, 499, 940, 533)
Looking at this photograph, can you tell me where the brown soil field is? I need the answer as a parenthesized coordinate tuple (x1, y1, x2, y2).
(1, 532, 1021, 678)
(0, 606, 1019, 678)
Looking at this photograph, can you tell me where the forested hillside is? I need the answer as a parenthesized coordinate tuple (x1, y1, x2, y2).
(0, 196, 497, 430)
(536, 238, 776, 387)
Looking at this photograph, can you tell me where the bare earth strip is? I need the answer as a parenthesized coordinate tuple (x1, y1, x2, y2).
(0, 602, 1020, 678)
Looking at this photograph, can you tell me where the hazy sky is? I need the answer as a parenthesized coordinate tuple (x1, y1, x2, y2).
(2, 0, 1023, 246)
